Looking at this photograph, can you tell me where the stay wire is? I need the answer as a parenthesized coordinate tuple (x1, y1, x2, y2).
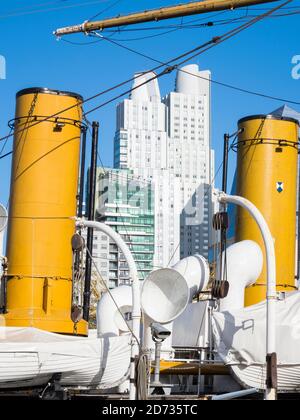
(59, 8, 300, 44)
(87, 0, 124, 22)
(1, 1, 298, 158)
(166, 135, 238, 270)
(90, 2, 300, 112)
(84, 121, 149, 280)
(91, 3, 279, 68)
(85, 0, 268, 117)
(86, 246, 141, 348)
(79, 5, 300, 42)
(174, 0, 293, 67)
(0, 0, 112, 19)
(0, 25, 246, 145)
(0, 128, 13, 159)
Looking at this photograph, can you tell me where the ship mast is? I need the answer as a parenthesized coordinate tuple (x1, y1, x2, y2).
(54, 0, 279, 36)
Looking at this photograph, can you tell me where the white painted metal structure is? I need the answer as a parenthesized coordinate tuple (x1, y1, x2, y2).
(98, 254, 210, 358)
(141, 254, 210, 356)
(0, 327, 131, 389)
(97, 285, 132, 338)
(76, 219, 141, 401)
(141, 255, 210, 324)
(211, 388, 258, 400)
(217, 192, 277, 400)
(213, 291, 300, 392)
(0, 204, 7, 259)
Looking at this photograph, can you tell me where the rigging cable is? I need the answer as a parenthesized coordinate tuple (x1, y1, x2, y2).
(84, 120, 151, 280)
(85, 2, 299, 115)
(85, 246, 141, 347)
(0, 129, 13, 160)
(1, 0, 299, 157)
(84, 0, 294, 116)
(0, 28, 239, 145)
(0, 0, 113, 19)
(86, 245, 150, 398)
(87, 0, 124, 22)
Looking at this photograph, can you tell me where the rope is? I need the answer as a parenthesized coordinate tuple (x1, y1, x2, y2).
(136, 353, 149, 400)
(85, 245, 141, 348)
(87, 240, 150, 399)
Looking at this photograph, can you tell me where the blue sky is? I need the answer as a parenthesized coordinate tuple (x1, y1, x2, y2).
(0, 0, 299, 205)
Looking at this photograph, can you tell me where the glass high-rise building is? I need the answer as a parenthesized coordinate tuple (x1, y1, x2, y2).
(114, 64, 216, 268)
(93, 168, 154, 288)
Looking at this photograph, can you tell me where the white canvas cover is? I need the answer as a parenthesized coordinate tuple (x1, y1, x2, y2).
(0, 327, 131, 389)
(212, 291, 300, 366)
(172, 301, 210, 348)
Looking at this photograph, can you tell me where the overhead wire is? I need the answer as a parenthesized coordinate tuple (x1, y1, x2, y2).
(1, 1, 299, 159)
(87, 0, 124, 22)
(74, 4, 300, 42)
(83, 121, 152, 281)
(86, 243, 150, 399)
(60, 0, 127, 45)
(0, 128, 12, 160)
(58, 4, 300, 43)
(0, 151, 13, 161)
(0, 0, 114, 19)
(87, 4, 300, 114)
(2, 1, 70, 15)
(165, 158, 226, 268)
(85, 246, 141, 347)
(0, 23, 245, 148)
(102, 11, 300, 32)
(1, 28, 231, 145)
(84, 0, 296, 116)
(86, 1, 293, 267)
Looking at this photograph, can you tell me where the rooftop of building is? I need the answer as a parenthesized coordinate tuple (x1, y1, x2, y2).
(270, 105, 300, 124)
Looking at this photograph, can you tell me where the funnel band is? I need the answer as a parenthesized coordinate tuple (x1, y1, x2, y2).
(238, 114, 299, 126)
(16, 87, 83, 102)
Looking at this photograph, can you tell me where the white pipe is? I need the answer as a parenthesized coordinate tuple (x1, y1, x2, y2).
(211, 388, 258, 400)
(172, 255, 210, 304)
(0, 204, 7, 271)
(97, 285, 132, 337)
(0, 231, 4, 259)
(219, 240, 263, 312)
(76, 219, 140, 401)
(0, 204, 7, 234)
(217, 193, 276, 400)
(0, 231, 4, 272)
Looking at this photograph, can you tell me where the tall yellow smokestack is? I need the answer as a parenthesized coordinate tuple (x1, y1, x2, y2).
(3, 88, 88, 335)
(236, 114, 299, 306)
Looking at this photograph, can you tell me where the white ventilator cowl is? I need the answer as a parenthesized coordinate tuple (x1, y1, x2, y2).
(97, 285, 132, 338)
(141, 255, 210, 324)
(219, 240, 263, 312)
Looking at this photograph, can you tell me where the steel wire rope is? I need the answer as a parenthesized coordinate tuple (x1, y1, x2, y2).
(87, 243, 150, 398)
(84, 122, 152, 283)
(84, 2, 291, 268)
(87, 0, 124, 22)
(84, 0, 295, 116)
(0, 0, 115, 19)
(85, 246, 141, 346)
(1, 25, 252, 146)
(0, 1, 298, 151)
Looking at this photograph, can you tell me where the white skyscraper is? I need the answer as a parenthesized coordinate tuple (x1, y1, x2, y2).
(114, 64, 215, 268)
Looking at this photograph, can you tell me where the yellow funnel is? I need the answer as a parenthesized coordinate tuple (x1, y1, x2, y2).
(236, 114, 299, 306)
(4, 88, 88, 335)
